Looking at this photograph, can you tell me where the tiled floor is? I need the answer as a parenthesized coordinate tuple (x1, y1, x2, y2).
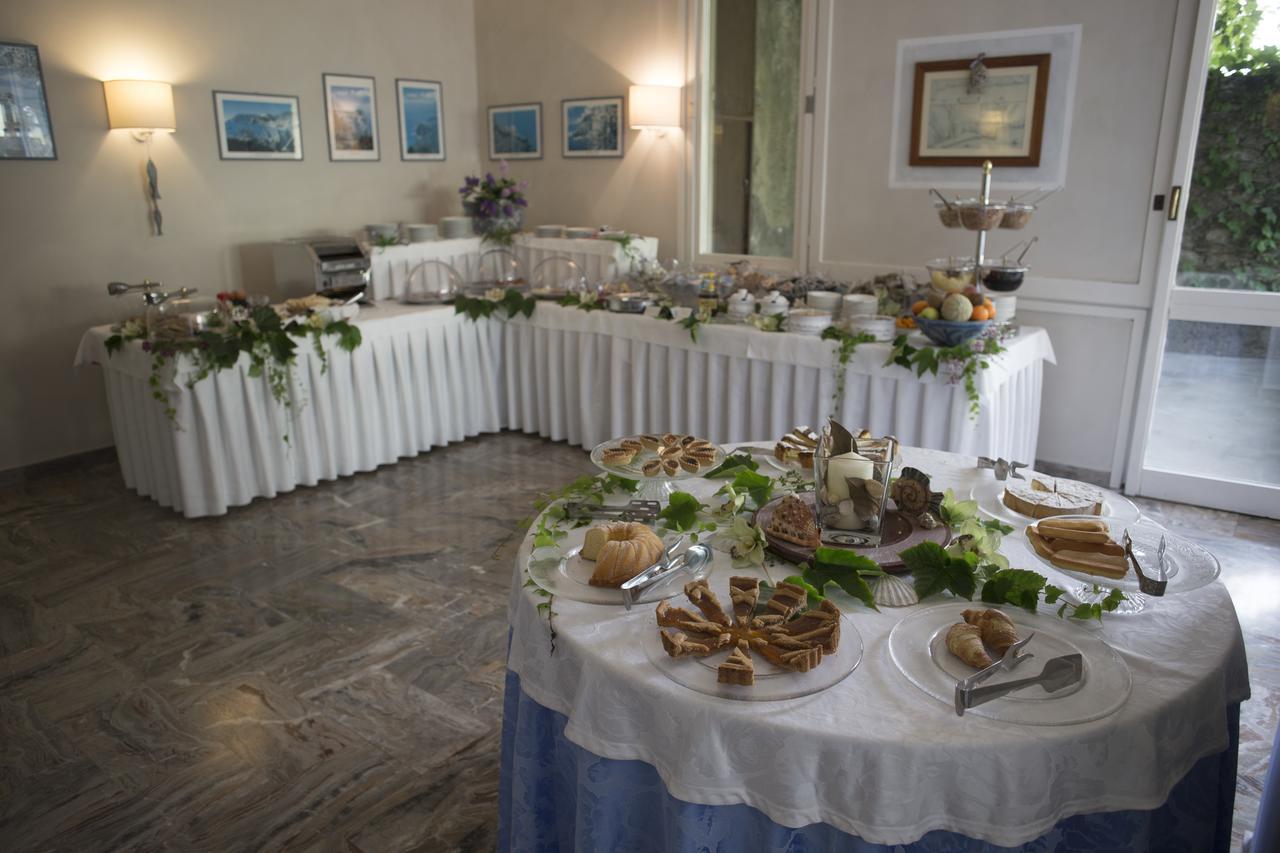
(0, 432, 1276, 851)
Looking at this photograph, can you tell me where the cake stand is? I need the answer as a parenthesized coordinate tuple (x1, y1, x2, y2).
(590, 437, 726, 503)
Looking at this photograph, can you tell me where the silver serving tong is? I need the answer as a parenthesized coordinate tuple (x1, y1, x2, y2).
(957, 652, 1083, 717)
(620, 539, 709, 611)
(954, 633, 1035, 715)
(977, 457, 1028, 481)
(1123, 531, 1168, 596)
(563, 500, 660, 523)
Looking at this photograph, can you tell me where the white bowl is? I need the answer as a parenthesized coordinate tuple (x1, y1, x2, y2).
(366, 223, 400, 240)
(786, 308, 833, 336)
(805, 291, 841, 314)
(406, 224, 438, 242)
(842, 293, 878, 317)
(843, 314, 897, 342)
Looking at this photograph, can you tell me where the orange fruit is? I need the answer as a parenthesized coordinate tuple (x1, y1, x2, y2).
(897, 315, 916, 329)
(983, 298, 994, 310)
(971, 306, 990, 321)
(911, 300, 928, 315)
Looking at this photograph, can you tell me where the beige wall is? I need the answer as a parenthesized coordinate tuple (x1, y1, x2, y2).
(473, 0, 685, 258)
(0, 0, 482, 470)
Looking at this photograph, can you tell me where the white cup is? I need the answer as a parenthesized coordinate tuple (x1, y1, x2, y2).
(842, 293, 878, 317)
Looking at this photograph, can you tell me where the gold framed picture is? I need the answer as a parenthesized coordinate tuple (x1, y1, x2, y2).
(909, 53, 1050, 167)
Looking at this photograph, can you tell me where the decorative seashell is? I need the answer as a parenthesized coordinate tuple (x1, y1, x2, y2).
(917, 511, 941, 529)
(891, 467, 932, 515)
(871, 573, 919, 607)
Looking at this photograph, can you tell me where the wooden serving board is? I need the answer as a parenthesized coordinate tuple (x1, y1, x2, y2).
(754, 492, 949, 573)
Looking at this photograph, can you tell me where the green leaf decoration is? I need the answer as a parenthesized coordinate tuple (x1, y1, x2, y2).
(659, 491, 705, 531)
(980, 568, 1049, 611)
(804, 547, 881, 611)
(783, 574, 825, 609)
(939, 488, 978, 526)
(900, 541, 977, 601)
(731, 468, 774, 508)
(705, 451, 759, 478)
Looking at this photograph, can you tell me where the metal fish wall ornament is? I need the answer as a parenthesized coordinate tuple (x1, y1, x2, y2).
(967, 53, 988, 95)
(146, 155, 163, 236)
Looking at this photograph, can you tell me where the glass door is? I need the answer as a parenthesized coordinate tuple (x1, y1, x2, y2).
(1128, 0, 1280, 518)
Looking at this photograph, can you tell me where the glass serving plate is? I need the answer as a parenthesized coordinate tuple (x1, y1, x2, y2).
(971, 477, 1141, 531)
(1022, 515, 1221, 614)
(526, 524, 710, 606)
(590, 437, 726, 502)
(888, 603, 1131, 725)
(643, 613, 863, 701)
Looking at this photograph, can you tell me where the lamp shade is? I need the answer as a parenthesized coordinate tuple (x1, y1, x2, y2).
(103, 80, 175, 131)
(628, 85, 680, 129)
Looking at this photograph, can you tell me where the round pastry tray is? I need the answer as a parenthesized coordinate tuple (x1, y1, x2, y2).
(1022, 515, 1220, 608)
(643, 612, 863, 701)
(526, 525, 709, 606)
(590, 437, 726, 502)
(888, 602, 1132, 726)
(971, 477, 1140, 530)
(753, 491, 949, 572)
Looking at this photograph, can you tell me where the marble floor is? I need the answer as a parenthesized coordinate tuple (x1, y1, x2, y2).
(0, 432, 1276, 852)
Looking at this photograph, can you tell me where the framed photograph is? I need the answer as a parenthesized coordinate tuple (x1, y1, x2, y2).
(211, 91, 302, 160)
(396, 79, 444, 161)
(909, 53, 1050, 167)
(562, 96, 623, 158)
(0, 42, 56, 160)
(488, 103, 541, 160)
(322, 73, 378, 161)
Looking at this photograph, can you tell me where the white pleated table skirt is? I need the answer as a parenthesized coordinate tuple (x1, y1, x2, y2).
(77, 305, 1051, 517)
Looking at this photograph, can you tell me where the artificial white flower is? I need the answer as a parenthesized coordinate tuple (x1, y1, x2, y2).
(712, 516, 766, 568)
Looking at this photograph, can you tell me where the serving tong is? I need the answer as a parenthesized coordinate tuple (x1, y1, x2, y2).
(956, 653, 1084, 716)
(954, 633, 1035, 715)
(1123, 530, 1168, 596)
(563, 500, 660, 523)
(977, 457, 1028, 481)
(620, 537, 710, 610)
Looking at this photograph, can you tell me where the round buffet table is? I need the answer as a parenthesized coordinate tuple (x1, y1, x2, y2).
(500, 444, 1249, 851)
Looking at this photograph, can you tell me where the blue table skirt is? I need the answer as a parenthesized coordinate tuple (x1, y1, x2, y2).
(498, 670, 1239, 853)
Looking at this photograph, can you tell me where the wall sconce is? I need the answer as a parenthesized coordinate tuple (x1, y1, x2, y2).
(103, 79, 175, 236)
(628, 85, 681, 135)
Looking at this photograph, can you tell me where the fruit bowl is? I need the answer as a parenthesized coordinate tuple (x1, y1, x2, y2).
(916, 317, 990, 347)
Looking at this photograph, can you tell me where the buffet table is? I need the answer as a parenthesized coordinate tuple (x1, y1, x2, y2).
(500, 304, 1053, 463)
(76, 305, 1052, 517)
(500, 443, 1249, 851)
(366, 234, 659, 301)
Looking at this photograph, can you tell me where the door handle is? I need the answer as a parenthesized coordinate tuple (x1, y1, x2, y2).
(1167, 185, 1182, 221)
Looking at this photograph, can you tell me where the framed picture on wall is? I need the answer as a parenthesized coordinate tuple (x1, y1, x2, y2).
(488, 103, 541, 160)
(561, 96, 623, 158)
(211, 91, 302, 160)
(322, 73, 379, 161)
(909, 53, 1050, 167)
(396, 79, 445, 161)
(0, 42, 56, 160)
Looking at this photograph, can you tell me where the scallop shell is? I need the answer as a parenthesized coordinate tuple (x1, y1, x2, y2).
(871, 573, 919, 607)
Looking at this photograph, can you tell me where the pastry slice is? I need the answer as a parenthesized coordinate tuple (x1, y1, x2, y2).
(684, 579, 732, 627)
(765, 495, 820, 548)
(717, 646, 755, 685)
(1035, 517, 1112, 544)
(1026, 528, 1129, 579)
(660, 629, 731, 658)
(662, 457, 680, 476)
(679, 455, 703, 474)
(728, 576, 760, 626)
(765, 581, 808, 620)
(754, 634, 823, 672)
(655, 600, 702, 627)
(641, 458, 663, 477)
(601, 445, 637, 465)
(638, 434, 662, 450)
(777, 599, 841, 654)
(774, 426, 819, 469)
(619, 438, 644, 453)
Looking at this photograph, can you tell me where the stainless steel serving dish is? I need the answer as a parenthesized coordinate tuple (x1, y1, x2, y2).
(608, 293, 651, 313)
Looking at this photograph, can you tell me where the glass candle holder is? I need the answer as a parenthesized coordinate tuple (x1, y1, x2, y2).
(814, 434, 898, 547)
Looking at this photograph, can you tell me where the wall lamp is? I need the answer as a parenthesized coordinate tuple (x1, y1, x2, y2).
(103, 79, 175, 235)
(628, 85, 681, 136)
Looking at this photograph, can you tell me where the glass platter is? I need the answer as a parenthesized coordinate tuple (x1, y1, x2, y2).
(590, 437, 726, 501)
(971, 477, 1141, 530)
(643, 613, 863, 701)
(1022, 515, 1221, 614)
(888, 603, 1131, 725)
(526, 524, 709, 606)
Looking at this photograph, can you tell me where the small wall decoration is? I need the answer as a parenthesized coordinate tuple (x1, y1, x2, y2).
(562, 96, 623, 158)
(488, 103, 542, 160)
(322, 73, 378, 161)
(910, 53, 1050, 167)
(396, 79, 444, 161)
(0, 42, 56, 160)
(212, 91, 302, 160)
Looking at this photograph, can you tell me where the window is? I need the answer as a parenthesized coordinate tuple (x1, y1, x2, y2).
(698, 0, 805, 260)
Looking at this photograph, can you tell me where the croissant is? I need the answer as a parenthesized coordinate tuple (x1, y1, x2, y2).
(947, 622, 993, 669)
(963, 608, 1020, 656)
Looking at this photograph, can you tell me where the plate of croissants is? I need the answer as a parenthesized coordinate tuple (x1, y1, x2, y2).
(887, 603, 1132, 725)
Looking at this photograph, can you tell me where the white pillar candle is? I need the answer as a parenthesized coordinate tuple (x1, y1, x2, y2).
(826, 451, 874, 501)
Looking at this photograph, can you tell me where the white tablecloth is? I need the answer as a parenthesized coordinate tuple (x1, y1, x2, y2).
(505, 443, 1250, 847)
(73, 305, 503, 517)
(499, 304, 1054, 462)
(366, 234, 659, 301)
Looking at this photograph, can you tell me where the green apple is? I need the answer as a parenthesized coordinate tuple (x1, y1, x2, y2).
(919, 306, 940, 320)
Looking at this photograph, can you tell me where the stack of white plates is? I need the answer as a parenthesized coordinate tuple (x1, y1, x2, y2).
(842, 293, 878, 317)
(535, 225, 566, 238)
(566, 227, 596, 239)
(406, 223, 438, 243)
(785, 308, 833, 336)
(440, 216, 473, 239)
(805, 291, 842, 315)
(844, 314, 898, 341)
